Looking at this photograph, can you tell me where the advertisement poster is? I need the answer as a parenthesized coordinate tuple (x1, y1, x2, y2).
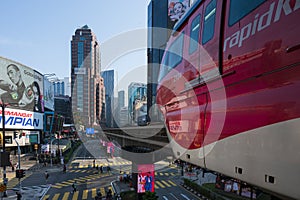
(168, 0, 190, 21)
(43, 78, 54, 111)
(0, 57, 44, 113)
(0, 108, 43, 130)
(137, 164, 155, 193)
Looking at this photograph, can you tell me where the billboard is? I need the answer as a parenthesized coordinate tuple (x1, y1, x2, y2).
(74, 67, 86, 75)
(0, 108, 43, 129)
(168, 0, 190, 21)
(0, 57, 44, 113)
(137, 164, 155, 193)
(86, 128, 94, 134)
(43, 78, 54, 110)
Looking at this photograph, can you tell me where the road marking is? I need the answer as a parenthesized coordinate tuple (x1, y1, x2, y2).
(100, 187, 106, 196)
(170, 193, 180, 200)
(72, 191, 79, 200)
(108, 186, 114, 194)
(180, 194, 190, 200)
(161, 180, 171, 187)
(168, 180, 177, 186)
(43, 195, 50, 200)
(51, 185, 62, 189)
(53, 183, 65, 188)
(156, 181, 165, 188)
(92, 188, 96, 197)
(52, 193, 60, 200)
(82, 189, 88, 199)
(163, 196, 169, 200)
(62, 192, 70, 200)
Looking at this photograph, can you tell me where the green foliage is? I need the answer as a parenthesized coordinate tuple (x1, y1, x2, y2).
(63, 140, 82, 163)
(120, 191, 137, 200)
(142, 191, 158, 200)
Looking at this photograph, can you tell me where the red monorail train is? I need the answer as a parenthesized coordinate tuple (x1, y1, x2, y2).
(156, 0, 300, 199)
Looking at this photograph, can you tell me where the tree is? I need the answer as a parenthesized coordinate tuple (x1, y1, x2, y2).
(142, 191, 158, 200)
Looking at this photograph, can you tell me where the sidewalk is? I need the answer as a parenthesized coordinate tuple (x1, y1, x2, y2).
(1, 154, 62, 200)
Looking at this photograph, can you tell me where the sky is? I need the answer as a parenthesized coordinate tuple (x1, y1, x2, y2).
(0, 1, 150, 93)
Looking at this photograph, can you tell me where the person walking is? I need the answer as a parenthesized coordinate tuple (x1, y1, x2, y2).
(63, 164, 67, 173)
(72, 181, 77, 193)
(45, 171, 49, 183)
(16, 191, 22, 200)
(106, 189, 112, 200)
(94, 191, 102, 200)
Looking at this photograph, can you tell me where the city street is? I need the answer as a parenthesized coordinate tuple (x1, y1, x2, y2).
(3, 139, 204, 200)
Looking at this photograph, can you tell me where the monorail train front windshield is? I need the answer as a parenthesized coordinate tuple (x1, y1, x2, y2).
(158, 32, 184, 82)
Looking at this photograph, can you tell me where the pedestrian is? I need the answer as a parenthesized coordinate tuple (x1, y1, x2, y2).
(16, 191, 22, 200)
(107, 166, 111, 174)
(43, 160, 47, 167)
(72, 181, 77, 193)
(63, 164, 67, 173)
(95, 191, 102, 200)
(106, 189, 112, 200)
(96, 164, 99, 173)
(93, 159, 96, 168)
(100, 165, 103, 174)
(10, 160, 14, 172)
(45, 171, 49, 183)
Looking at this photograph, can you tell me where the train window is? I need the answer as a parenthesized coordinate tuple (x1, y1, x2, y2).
(202, 0, 216, 44)
(189, 15, 201, 54)
(229, 0, 266, 26)
(158, 32, 184, 81)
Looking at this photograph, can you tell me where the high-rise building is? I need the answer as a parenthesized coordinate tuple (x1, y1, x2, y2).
(147, 0, 191, 123)
(113, 90, 125, 127)
(53, 80, 65, 96)
(118, 90, 125, 109)
(147, 0, 170, 123)
(63, 77, 71, 96)
(101, 70, 114, 128)
(128, 82, 147, 124)
(71, 25, 103, 127)
(54, 95, 73, 124)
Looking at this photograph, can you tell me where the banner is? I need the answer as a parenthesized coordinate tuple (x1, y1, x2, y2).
(137, 164, 155, 193)
(0, 108, 43, 129)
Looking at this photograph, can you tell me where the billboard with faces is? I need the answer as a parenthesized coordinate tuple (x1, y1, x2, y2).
(0, 57, 44, 129)
(168, 0, 190, 22)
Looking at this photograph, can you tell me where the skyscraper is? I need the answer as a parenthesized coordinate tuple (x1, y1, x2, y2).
(71, 25, 103, 127)
(128, 82, 147, 125)
(101, 70, 114, 128)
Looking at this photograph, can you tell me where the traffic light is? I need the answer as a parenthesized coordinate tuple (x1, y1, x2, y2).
(13, 131, 17, 139)
(16, 169, 25, 178)
(13, 131, 23, 139)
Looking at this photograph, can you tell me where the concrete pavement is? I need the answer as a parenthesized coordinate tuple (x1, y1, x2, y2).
(0, 154, 61, 200)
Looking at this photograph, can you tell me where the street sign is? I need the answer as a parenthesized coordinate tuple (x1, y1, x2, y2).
(86, 128, 95, 134)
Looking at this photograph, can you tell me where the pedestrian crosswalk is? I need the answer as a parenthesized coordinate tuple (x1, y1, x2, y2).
(72, 161, 131, 168)
(119, 171, 177, 177)
(42, 186, 114, 200)
(51, 173, 109, 189)
(42, 180, 178, 200)
(155, 180, 177, 189)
